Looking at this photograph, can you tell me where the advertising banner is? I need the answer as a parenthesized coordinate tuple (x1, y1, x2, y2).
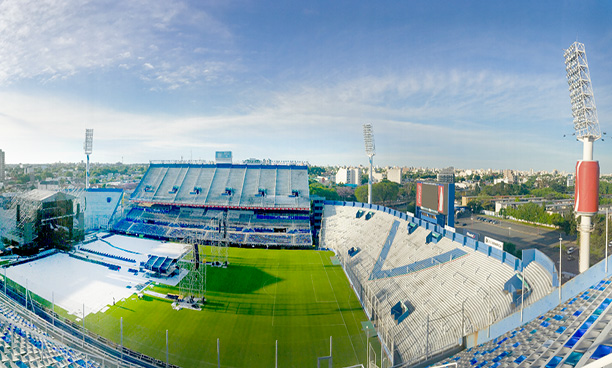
(575, 160, 599, 214)
(484, 236, 504, 250)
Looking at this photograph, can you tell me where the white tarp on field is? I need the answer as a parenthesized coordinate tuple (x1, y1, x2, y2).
(6, 235, 190, 318)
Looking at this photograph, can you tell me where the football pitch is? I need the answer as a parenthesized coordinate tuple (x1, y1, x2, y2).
(83, 247, 370, 367)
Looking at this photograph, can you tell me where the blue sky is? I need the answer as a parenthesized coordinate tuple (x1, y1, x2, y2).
(1, 1, 611, 173)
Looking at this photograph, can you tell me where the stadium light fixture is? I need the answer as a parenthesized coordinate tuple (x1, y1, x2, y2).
(363, 123, 375, 205)
(564, 42, 601, 142)
(84, 129, 94, 155)
(564, 42, 601, 273)
(84, 128, 93, 189)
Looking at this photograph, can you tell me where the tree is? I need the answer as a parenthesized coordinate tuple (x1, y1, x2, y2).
(505, 202, 548, 223)
(480, 182, 528, 197)
(309, 183, 340, 200)
(355, 185, 368, 203)
(531, 187, 566, 199)
(503, 242, 521, 259)
(467, 199, 484, 214)
(398, 182, 415, 201)
(561, 212, 577, 236)
(354, 180, 400, 204)
(589, 214, 611, 262)
(600, 181, 612, 195)
(308, 166, 325, 176)
(336, 186, 356, 201)
(373, 180, 400, 204)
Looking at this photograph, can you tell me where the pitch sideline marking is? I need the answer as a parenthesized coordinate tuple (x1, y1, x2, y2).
(329, 259, 366, 347)
(319, 252, 360, 364)
(311, 274, 336, 303)
(340, 268, 367, 347)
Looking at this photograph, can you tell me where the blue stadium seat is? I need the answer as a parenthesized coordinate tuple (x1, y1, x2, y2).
(545, 356, 562, 368)
(564, 352, 584, 366)
(591, 344, 612, 360)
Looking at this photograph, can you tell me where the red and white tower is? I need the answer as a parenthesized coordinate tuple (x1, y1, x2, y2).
(564, 42, 601, 273)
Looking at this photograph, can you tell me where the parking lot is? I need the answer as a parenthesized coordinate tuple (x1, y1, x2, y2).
(455, 213, 580, 281)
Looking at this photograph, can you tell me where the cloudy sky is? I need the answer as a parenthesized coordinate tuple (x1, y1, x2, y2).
(0, 1, 611, 172)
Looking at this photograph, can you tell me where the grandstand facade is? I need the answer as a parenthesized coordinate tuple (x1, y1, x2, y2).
(321, 201, 558, 367)
(81, 188, 124, 231)
(112, 162, 313, 247)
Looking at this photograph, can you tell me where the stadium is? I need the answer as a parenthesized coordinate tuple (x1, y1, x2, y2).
(0, 44, 611, 368)
(0, 151, 611, 368)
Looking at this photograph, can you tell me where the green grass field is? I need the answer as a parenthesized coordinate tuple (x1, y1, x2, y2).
(82, 247, 370, 367)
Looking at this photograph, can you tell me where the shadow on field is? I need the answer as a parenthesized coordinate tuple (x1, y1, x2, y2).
(141, 295, 172, 304)
(117, 305, 136, 312)
(203, 299, 347, 317)
(206, 264, 283, 294)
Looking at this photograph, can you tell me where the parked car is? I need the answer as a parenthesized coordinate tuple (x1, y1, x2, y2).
(567, 247, 576, 255)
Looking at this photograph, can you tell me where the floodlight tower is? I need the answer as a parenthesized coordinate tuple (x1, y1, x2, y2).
(84, 129, 94, 189)
(564, 42, 602, 273)
(363, 124, 376, 204)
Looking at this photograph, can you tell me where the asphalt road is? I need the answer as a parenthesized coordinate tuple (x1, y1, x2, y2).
(455, 214, 580, 281)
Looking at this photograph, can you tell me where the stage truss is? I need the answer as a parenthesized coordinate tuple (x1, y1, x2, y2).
(0, 191, 43, 245)
(178, 231, 207, 306)
(210, 211, 229, 267)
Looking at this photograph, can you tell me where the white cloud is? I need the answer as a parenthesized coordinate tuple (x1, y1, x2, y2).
(0, 68, 607, 172)
(0, 0, 235, 88)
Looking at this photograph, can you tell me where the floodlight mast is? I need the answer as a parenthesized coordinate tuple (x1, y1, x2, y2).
(363, 124, 375, 204)
(84, 129, 93, 190)
(564, 42, 601, 273)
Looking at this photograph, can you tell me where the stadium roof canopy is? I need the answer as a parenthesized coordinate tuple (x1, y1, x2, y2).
(131, 163, 310, 211)
(21, 189, 76, 203)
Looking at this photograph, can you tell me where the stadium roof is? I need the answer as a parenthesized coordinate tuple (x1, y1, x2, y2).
(131, 163, 310, 211)
(21, 189, 76, 203)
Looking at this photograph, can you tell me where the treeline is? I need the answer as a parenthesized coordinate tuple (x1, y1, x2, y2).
(502, 203, 576, 236)
(309, 182, 353, 202)
(309, 180, 414, 211)
(503, 203, 560, 225)
(588, 214, 612, 261)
